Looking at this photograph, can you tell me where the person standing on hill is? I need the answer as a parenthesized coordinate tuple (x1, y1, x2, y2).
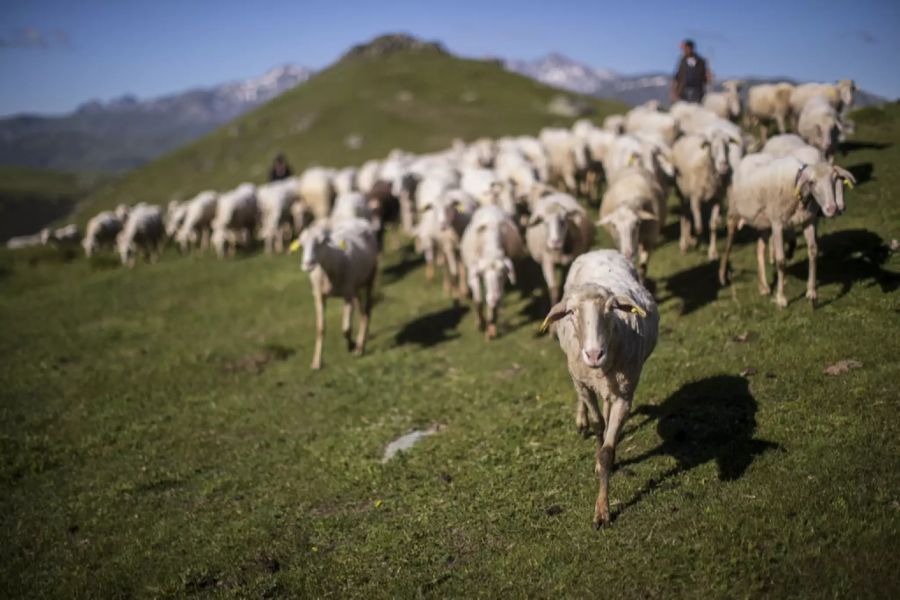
(269, 153, 293, 181)
(671, 39, 712, 103)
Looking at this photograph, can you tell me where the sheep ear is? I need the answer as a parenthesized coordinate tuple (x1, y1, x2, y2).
(527, 215, 544, 227)
(540, 299, 571, 333)
(605, 295, 647, 318)
(289, 239, 302, 253)
(833, 165, 856, 188)
(794, 165, 814, 199)
(597, 214, 614, 226)
(503, 258, 516, 285)
(700, 140, 710, 149)
(637, 209, 658, 222)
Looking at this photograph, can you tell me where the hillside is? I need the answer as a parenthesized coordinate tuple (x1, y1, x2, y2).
(0, 65, 313, 173)
(0, 103, 897, 597)
(0, 166, 107, 241)
(74, 47, 624, 221)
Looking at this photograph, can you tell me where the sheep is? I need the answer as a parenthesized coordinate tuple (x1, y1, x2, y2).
(173, 190, 218, 253)
(82, 211, 123, 257)
(415, 188, 478, 300)
(671, 127, 742, 258)
(747, 82, 795, 139)
(540, 249, 658, 528)
(703, 80, 743, 121)
(624, 106, 679, 147)
(719, 154, 856, 308)
(165, 200, 188, 239)
(525, 192, 595, 304)
(298, 167, 335, 219)
(539, 127, 589, 193)
(257, 180, 298, 254)
(494, 148, 541, 206)
(41, 224, 80, 249)
(117, 204, 164, 266)
(797, 95, 844, 159)
(333, 167, 358, 196)
(602, 114, 626, 134)
(598, 166, 666, 282)
(331, 191, 372, 223)
(514, 135, 550, 182)
(211, 183, 257, 258)
(461, 167, 517, 217)
(293, 218, 378, 370)
(356, 159, 382, 195)
(762, 134, 824, 166)
(603, 134, 674, 192)
(790, 80, 856, 124)
(460, 205, 525, 340)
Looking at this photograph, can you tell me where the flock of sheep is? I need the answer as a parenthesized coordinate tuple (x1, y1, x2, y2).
(30, 77, 858, 528)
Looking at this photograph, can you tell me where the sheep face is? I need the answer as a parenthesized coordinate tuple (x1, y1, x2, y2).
(298, 226, 329, 272)
(542, 284, 646, 370)
(796, 164, 856, 218)
(529, 208, 570, 252)
(599, 207, 653, 262)
(476, 256, 515, 309)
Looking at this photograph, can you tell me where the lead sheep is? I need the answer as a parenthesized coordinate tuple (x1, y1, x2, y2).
(540, 249, 658, 528)
(293, 218, 378, 370)
(526, 192, 595, 304)
(719, 154, 856, 307)
(460, 205, 524, 340)
(117, 204, 164, 266)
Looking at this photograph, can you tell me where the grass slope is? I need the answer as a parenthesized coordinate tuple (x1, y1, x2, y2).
(0, 166, 107, 241)
(76, 51, 623, 222)
(1, 105, 898, 598)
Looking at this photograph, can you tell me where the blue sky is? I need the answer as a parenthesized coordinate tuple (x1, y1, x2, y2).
(1, 0, 898, 116)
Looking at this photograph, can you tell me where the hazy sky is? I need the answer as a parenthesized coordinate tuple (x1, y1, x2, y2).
(1, 0, 898, 116)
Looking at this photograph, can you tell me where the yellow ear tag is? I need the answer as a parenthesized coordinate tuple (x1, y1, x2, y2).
(339, 239, 348, 251)
(794, 186, 803, 199)
(843, 179, 854, 190)
(630, 306, 647, 318)
(288, 239, 302, 253)
(627, 155, 636, 167)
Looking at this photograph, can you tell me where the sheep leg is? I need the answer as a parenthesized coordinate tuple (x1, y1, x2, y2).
(776, 114, 786, 134)
(707, 203, 721, 261)
(771, 224, 788, 308)
(542, 259, 559, 306)
(594, 396, 631, 529)
(804, 222, 818, 307)
(311, 291, 325, 370)
(690, 196, 704, 239)
(341, 299, 355, 352)
(637, 244, 649, 283)
(719, 218, 738, 285)
(485, 304, 498, 341)
(458, 261, 469, 299)
(572, 379, 596, 436)
(756, 235, 771, 296)
(424, 243, 435, 282)
(470, 276, 486, 331)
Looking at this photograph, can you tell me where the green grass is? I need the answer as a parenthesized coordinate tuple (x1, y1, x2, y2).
(75, 51, 624, 223)
(1, 98, 899, 598)
(0, 166, 108, 241)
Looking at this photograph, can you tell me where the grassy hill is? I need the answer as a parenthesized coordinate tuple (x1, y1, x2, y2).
(1, 100, 898, 597)
(0, 166, 108, 241)
(75, 49, 624, 221)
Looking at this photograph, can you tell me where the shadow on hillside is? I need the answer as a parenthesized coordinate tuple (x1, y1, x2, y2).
(839, 140, 891, 154)
(656, 261, 720, 315)
(394, 304, 469, 348)
(615, 375, 779, 520)
(786, 228, 899, 305)
(845, 162, 874, 186)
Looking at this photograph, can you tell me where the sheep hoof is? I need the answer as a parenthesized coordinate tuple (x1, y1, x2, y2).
(774, 295, 788, 309)
(310, 359, 322, 370)
(806, 291, 818, 307)
(593, 511, 610, 530)
(758, 284, 771, 296)
(485, 324, 497, 340)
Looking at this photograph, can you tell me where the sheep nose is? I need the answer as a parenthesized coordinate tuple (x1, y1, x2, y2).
(547, 240, 563, 250)
(582, 349, 604, 367)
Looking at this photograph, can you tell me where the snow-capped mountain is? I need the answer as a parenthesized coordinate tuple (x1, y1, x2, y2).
(0, 64, 314, 172)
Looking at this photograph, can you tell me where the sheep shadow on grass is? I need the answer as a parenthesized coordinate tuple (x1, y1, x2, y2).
(656, 261, 720, 315)
(785, 228, 898, 306)
(845, 162, 874, 186)
(394, 304, 469, 348)
(615, 375, 780, 520)
(839, 140, 891, 154)
(380, 244, 424, 284)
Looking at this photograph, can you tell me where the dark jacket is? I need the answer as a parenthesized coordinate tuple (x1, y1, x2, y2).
(269, 162, 293, 181)
(674, 54, 708, 102)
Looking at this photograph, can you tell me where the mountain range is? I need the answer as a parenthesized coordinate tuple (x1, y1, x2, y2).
(0, 64, 312, 172)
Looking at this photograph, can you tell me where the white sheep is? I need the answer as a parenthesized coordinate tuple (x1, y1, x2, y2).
(117, 204, 164, 266)
(460, 167, 517, 217)
(598, 166, 666, 282)
(539, 127, 589, 193)
(671, 127, 742, 258)
(331, 191, 373, 224)
(41, 224, 80, 248)
(211, 183, 257, 258)
(415, 188, 478, 300)
(298, 167, 335, 220)
(356, 159, 382, 195)
(719, 154, 856, 307)
(790, 80, 855, 124)
(174, 190, 218, 253)
(460, 205, 525, 340)
(525, 192, 595, 304)
(747, 82, 795, 139)
(540, 249, 658, 528)
(333, 167, 359, 196)
(82, 211, 123, 257)
(703, 80, 743, 121)
(761, 134, 824, 166)
(624, 106, 679, 147)
(293, 218, 378, 370)
(257, 180, 298, 253)
(165, 200, 188, 239)
(797, 95, 844, 159)
(602, 114, 626, 134)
